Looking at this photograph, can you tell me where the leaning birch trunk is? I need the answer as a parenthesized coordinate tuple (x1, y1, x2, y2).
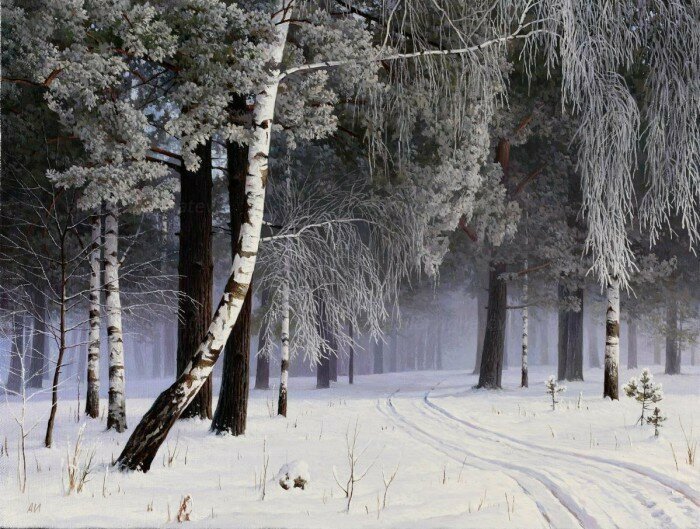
(603, 277, 620, 400)
(277, 275, 290, 417)
(521, 262, 528, 388)
(105, 204, 127, 431)
(86, 211, 102, 419)
(115, 8, 290, 471)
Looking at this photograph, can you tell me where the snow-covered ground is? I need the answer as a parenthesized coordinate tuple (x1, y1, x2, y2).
(1, 365, 698, 528)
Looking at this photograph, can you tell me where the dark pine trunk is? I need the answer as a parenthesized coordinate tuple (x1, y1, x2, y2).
(627, 320, 638, 369)
(473, 286, 488, 374)
(317, 356, 330, 389)
(477, 262, 507, 389)
(665, 299, 681, 374)
(390, 326, 399, 372)
(177, 140, 214, 420)
(254, 289, 271, 390)
(330, 350, 338, 382)
(564, 288, 584, 381)
(211, 131, 253, 435)
(374, 338, 384, 374)
(557, 284, 569, 381)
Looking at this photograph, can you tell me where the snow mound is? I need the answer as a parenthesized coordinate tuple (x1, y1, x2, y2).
(276, 460, 310, 490)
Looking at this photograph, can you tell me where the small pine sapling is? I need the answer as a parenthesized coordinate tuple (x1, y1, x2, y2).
(623, 368, 663, 425)
(646, 407, 666, 437)
(545, 376, 566, 410)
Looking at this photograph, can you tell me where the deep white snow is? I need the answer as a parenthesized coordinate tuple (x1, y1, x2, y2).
(1, 365, 698, 528)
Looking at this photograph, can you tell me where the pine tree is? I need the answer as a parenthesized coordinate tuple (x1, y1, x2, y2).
(623, 368, 663, 425)
(545, 375, 566, 411)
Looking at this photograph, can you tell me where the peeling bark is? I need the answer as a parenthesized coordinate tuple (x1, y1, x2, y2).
(278, 278, 290, 415)
(115, 6, 290, 471)
(86, 211, 102, 419)
(603, 277, 620, 400)
(105, 204, 127, 432)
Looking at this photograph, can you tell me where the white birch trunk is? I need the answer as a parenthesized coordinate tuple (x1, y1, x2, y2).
(105, 204, 127, 431)
(116, 4, 291, 471)
(278, 276, 290, 416)
(521, 261, 529, 388)
(86, 211, 102, 419)
(603, 276, 620, 400)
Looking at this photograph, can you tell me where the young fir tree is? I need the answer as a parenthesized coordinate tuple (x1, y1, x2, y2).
(623, 368, 663, 425)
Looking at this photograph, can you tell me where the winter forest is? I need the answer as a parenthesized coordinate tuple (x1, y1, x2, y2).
(1, 0, 699, 528)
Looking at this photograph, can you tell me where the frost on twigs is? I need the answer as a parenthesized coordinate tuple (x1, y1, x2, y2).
(276, 460, 310, 491)
(545, 376, 566, 411)
(623, 368, 663, 426)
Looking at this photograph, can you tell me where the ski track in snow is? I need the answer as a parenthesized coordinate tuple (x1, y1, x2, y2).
(378, 390, 592, 529)
(421, 385, 700, 529)
(378, 378, 700, 529)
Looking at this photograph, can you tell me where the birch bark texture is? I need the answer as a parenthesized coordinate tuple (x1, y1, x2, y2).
(105, 204, 127, 432)
(86, 211, 102, 419)
(278, 275, 290, 416)
(115, 5, 290, 471)
(603, 277, 620, 400)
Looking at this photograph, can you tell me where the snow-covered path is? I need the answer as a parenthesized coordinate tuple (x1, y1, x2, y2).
(379, 378, 699, 529)
(1, 366, 698, 528)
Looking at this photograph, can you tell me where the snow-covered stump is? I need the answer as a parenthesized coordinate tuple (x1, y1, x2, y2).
(86, 211, 101, 419)
(114, 3, 290, 472)
(603, 277, 620, 400)
(276, 460, 310, 491)
(105, 204, 127, 432)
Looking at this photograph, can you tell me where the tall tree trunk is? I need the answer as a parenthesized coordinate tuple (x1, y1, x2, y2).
(212, 134, 252, 434)
(565, 289, 584, 381)
(557, 284, 569, 380)
(211, 287, 251, 434)
(435, 320, 443, 371)
(277, 278, 290, 415)
(86, 212, 102, 418)
(254, 288, 271, 390)
(477, 262, 507, 389)
(177, 140, 214, 420)
(105, 205, 127, 432)
(374, 337, 384, 374)
(316, 293, 331, 389)
(7, 311, 24, 394)
(473, 287, 487, 374)
(588, 319, 600, 368)
(521, 267, 529, 388)
(115, 8, 288, 471)
(541, 314, 550, 365)
(627, 319, 638, 369)
(665, 299, 681, 374)
(27, 287, 46, 388)
(330, 348, 338, 381)
(653, 337, 661, 365)
(603, 277, 620, 400)
(45, 280, 66, 447)
(348, 321, 354, 384)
